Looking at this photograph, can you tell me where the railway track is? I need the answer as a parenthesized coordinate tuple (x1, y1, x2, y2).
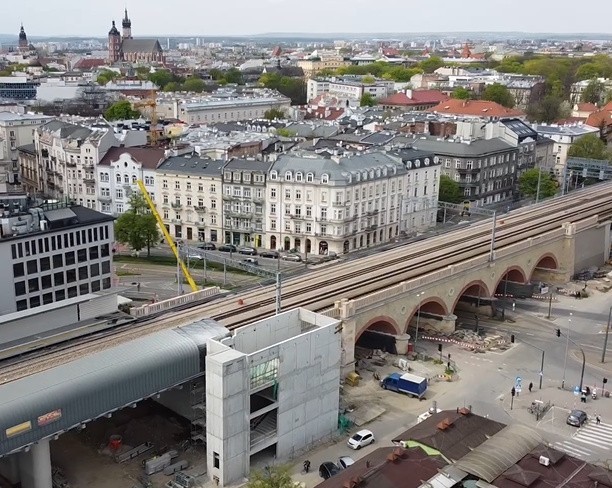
(1, 184, 612, 385)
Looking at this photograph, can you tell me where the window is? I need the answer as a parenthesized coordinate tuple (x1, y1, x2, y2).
(40, 257, 51, 272)
(13, 262, 24, 277)
(16, 299, 27, 311)
(270, 188, 276, 198)
(55, 289, 65, 302)
(321, 174, 329, 184)
(306, 173, 314, 183)
(78, 249, 87, 262)
(78, 266, 88, 280)
(116, 189, 123, 199)
(270, 171, 278, 180)
(102, 261, 111, 274)
(214, 452, 220, 469)
(28, 278, 39, 293)
(14, 281, 26, 296)
(54, 272, 64, 286)
(285, 171, 292, 181)
(79, 283, 89, 295)
(90, 263, 100, 277)
(27, 260, 38, 274)
(175, 181, 181, 190)
(41, 275, 52, 289)
(30, 296, 41, 308)
(66, 269, 77, 283)
(68, 286, 78, 298)
(270, 203, 276, 214)
(43, 293, 53, 305)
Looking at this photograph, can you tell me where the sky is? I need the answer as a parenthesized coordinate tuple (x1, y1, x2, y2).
(2, 0, 612, 37)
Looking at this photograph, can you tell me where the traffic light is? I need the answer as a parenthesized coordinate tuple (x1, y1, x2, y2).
(556, 328, 561, 337)
(510, 335, 515, 343)
(438, 344, 442, 352)
(604, 378, 608, 385)
(511, 387, 516, 397)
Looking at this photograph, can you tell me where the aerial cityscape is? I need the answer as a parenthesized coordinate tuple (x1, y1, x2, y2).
(1, 3, 612, 488)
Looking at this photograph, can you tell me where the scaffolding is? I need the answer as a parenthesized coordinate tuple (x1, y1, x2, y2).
(189, 378, 206, 445)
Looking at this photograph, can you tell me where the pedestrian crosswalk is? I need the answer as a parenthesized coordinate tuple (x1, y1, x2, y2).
(553, 421, 612, 460)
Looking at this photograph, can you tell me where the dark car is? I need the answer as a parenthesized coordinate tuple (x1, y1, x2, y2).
(567, 409, 587, 427)
(319, 462, 341, 480)
(218, 244, 237, 253)
(238, 246, 257, 256)
(260, 250, 279, 259)
(198, 242, 216, 250)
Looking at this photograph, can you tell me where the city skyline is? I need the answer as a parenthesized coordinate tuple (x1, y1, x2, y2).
(2, 0, 612, 38)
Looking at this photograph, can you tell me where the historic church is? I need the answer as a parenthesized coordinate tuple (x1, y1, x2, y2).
(107, 10, 164, 64)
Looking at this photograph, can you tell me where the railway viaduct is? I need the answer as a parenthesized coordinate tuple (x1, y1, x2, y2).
(324, 215, 611, 374)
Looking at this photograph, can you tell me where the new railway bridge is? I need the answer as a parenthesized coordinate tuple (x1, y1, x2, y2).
(1, 183, 612, 488)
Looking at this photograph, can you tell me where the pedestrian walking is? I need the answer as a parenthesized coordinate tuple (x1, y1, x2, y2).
(596, 414, 601, 425)
(303, 460, 310, 473)
(137, 282, 141, 292)
(528, 382, 533, 393)
(512, 300, 516, 312)
(581, 392, 587, 403)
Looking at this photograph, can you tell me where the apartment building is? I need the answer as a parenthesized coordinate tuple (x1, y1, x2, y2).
(221, 158, 272, 247)
(97, 146, 165, 215)
(0, 196, 114, 314)
(35, 121, 117, 205)
(411, 137, 519, 205)
(297, 53, 351, 78)
(531, 123, 600, 178)
(0, 112, 51, 186)
(155, 154, 226, 242)
(307, 76, 394, 104)
(157, 94, 291, 125)
(265, 150, 438, 255)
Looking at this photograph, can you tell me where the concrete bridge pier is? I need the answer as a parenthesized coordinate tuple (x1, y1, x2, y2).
(0, 455, 20, 486)
(19, 439, 52, 488)
(338, 298, 357, 377)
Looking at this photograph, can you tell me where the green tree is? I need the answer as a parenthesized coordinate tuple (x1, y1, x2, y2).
(223, 68, 244, 84)
(246, 465, 295, 488)
(567, 133, 611, 160)
(575, 63, 602, 81)
(264, 108, 286, 120)
(362, 75, 376, 84)
(259, 73, 306, 104)
(519, 168, 558, 199)
(114, 193, 160, 257)
(148, 69, 173, 89)
(527, 95, 566, 123)
(276, 128, 296, 137)
(360, 92, 376, 107)
(104, 100, 140, 121)
(135, 66, 150, 80)
(438, 175, 462, 203)
(451, 87, 472, 100)
(183, 77, 205, 93)
(419, 56, 444, 73)
(482, 83, 515, 108)
(163, 81, 181, 92)
(580, 79, 605, 105)
(96, 69, 119, 85)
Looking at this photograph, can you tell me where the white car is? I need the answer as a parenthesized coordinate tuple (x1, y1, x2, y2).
(347, 429, 375, 450)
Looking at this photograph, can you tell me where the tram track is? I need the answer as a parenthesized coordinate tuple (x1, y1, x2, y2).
(1, 184, 612, 384)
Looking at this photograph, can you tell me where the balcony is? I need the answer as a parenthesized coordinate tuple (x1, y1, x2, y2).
(366, 209, 379, 216)
(315, 217, 328, 223)
(366, 224, 378, 231)
(98, 195, 112, 203)
(288, 214, 305, 220)
(195, 206, 206, 213)
(65, 160, 76, 168)
(171, 202, 183, 209)
(171, 218, 182, 224)
(222, 194, 235, 201)
(83, 177, 95, 185)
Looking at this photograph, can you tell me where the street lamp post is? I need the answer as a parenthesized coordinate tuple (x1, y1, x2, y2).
(489, 210, 497, 262)
(562, 313, 572, 389)
(518, 337, 546, 390)
(601, 305, 612, 363)
(414, 292, 425, 349)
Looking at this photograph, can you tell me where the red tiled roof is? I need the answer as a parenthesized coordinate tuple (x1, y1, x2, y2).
(99, 146, 165, 169)
(304, 106, 345, 121)
(380, 90, 449, 107)
(74, 58, 107, 70)
(428, 98, 525, 118)
(576, 102, 598, 112)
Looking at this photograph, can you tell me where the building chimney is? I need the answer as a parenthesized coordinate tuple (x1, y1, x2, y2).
(405, 89, 413, 99)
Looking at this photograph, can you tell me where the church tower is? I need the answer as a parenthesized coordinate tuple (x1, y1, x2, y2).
(122, 9, 132, 39)
(108, 21, 121, 63)
(18, 24, 28, 52)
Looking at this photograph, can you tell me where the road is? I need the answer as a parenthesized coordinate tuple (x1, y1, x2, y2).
(282, 282, 612, 486)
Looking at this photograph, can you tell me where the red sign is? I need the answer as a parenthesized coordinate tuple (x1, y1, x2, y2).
(37, 409, 62, 427)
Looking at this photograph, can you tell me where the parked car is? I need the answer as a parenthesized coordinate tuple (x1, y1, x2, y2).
(238, 246, 257, 256)
(338, 456, 355, 469)
(218, 244, 237, 253)
(242, 258, 259, 265)
(567, 409, 587, 427)
(281, 253, 302, 262)
(187, 253, 203, 261)
(259, 250, 279, 259)
(347, 429, 375, 450)
(198, 242, 216, 250)
(318, 462, 341, 480)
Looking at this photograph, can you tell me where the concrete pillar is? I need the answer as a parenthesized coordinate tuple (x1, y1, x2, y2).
(438, 315, 457, 334)
(395, 334, 411, 355)
(339, 298, 357, 377)
(19, 439, 52, 488)
(0, 455, 20, 485)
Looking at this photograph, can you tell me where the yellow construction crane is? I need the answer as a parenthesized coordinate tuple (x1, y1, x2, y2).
(133, 96, 159, 146)
(137, 179, 199, 292)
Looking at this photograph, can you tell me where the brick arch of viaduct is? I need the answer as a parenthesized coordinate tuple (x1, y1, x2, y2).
(355, 250, 561, 339)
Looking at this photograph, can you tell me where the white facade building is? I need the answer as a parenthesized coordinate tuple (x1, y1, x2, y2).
(155, 153, 226, 242)
(306, 76, 394, 104)
(265, 150, 440, 255)
(35, 121, 117, 205)
(97, 146, 165, 215)
(531, 123, 600, 177)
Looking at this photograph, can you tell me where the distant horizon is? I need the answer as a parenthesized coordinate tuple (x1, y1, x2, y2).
(2, 0, 611, 39)
(2, 30, 612, 42)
